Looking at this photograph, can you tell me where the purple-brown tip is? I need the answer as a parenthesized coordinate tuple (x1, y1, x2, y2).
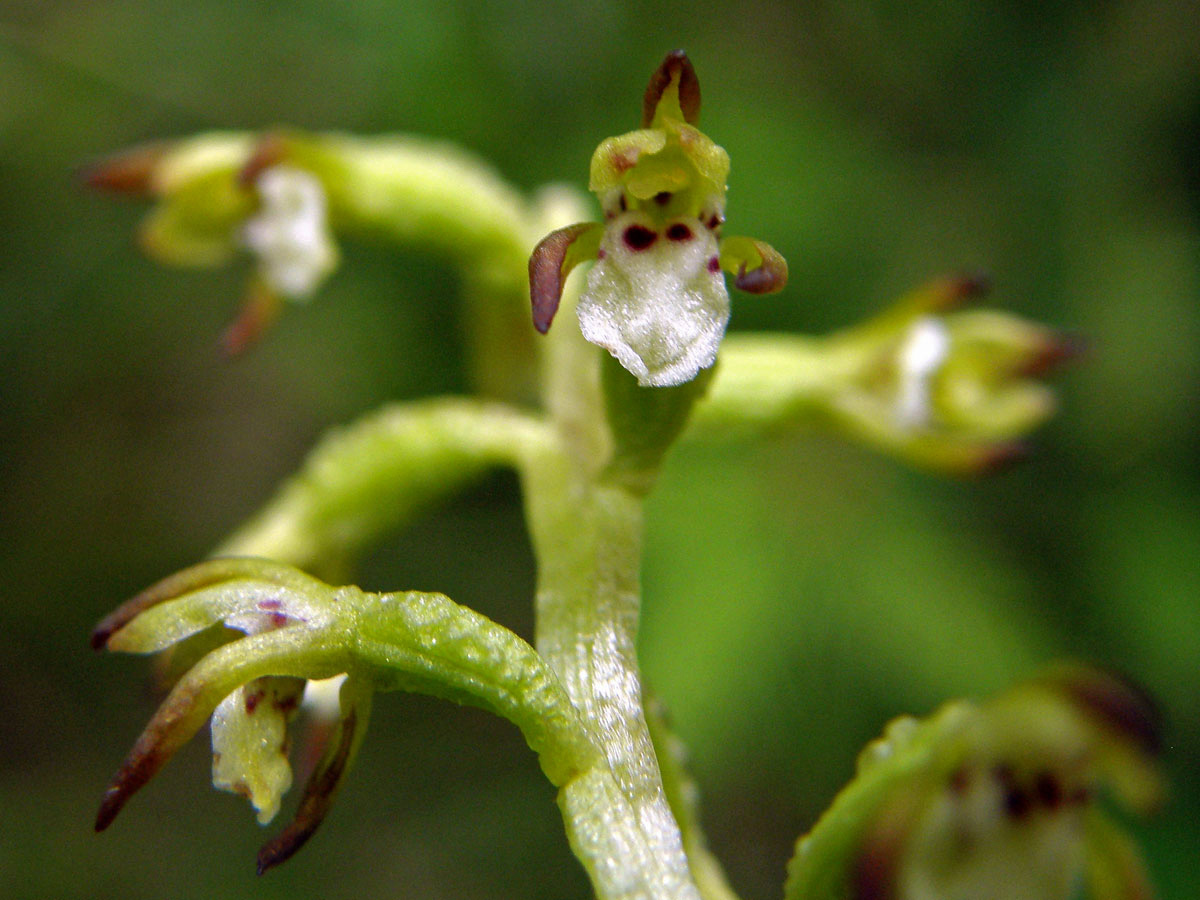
(929, 271, 991, 311)
(974, 441, 1031, 476)
(529, 222, 596, 334)
(221, 279, 283, 357)
(1050, 666, 1162, 757)
(238, 134, 290, 189)
(1019, 332, 1088, 377)
(94, 743, 163, 831)
(732, 241, 789, 295)
(642, 50, 701, 127)
(257, 709, 359, 874)
(78, 143, 170, 196)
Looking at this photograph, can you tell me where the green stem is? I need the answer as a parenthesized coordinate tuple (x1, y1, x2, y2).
(524, 438, 701, 900)
(216, 399, 553, 577)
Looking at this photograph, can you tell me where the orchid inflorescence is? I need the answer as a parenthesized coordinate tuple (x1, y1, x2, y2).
(88, 52, 1161, 900)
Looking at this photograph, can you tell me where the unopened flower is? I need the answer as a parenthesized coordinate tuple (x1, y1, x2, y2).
(787, 665, 1162, 900)
(529, 51, 787, 387)
(824, 274, 1079, 473)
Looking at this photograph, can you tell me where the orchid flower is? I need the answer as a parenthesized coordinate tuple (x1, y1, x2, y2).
(529, 51, 787, 387)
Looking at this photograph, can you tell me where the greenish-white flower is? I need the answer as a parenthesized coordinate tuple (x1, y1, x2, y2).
(529, 51, 787, 388)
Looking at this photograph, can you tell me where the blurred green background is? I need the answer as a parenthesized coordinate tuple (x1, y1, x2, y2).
(1, 1, 1197, 898)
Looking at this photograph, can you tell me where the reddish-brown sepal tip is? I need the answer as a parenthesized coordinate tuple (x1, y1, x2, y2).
(922, 271, 992, 311)
(726, 238, 788, 295)
(974, 441, 1031, 476)
(1019, 332, 1087, 377)
(78, 143, 169, 196)
(529, 222, 597, 334)
(951, 270, 992, 301)
(221, 280, 284, 356)
(89, 624, 113, 652)
(238, 134, 290, 189)
(642, 50, 701, 127)
(94, 747, 160, 832)
(734, 258, 788, 295)
(257, 708, 360, 874)
(1050, 667, 1163, 758)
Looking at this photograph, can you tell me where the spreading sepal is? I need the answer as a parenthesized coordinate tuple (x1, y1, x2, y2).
(530, 222, 603, 333)
(785, 665, 1163, 900)
(719, 235, 788, 295)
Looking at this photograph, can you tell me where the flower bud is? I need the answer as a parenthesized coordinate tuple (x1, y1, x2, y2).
(787, 666, 1162, 900)
(824, 275, 1078, 473)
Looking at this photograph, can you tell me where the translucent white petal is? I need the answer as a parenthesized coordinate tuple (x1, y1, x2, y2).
(578, 213, 729, 387)
(242, 166, 337, 300)
(211, 676, 304, 824)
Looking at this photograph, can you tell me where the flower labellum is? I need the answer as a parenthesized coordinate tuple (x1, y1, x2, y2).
(242, 165, 338, 300)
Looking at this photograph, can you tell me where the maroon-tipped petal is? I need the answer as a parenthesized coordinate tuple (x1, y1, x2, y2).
(257, 708, 359, 874)
(642, 50, 701, 127)
(238, 133, 290, 188)
(78, 142, 170, 196)
(529, 222, 596, 334)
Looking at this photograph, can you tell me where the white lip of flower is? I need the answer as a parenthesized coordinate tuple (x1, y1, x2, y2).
(242, 166, 337, 300)
(578, 210, 728, 387)
(895, 316, 951, 427)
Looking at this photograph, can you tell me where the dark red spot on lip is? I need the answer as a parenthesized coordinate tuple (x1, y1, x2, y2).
(707, 255, 720, 273)
(948, 766, 971, 794)
(706, 214, 723, 230)
(1035, 771, 1063, 810)
(618, 193, 627, 212)
(654, 191, 672, 205)
(623, 225, 657, 251)
(666, 223, 693, 242)
(597, 248, 607, 259)
(257, 599, 282, 611)
(270, 612, 289, 628)
(1003, 786, 1031, 819)
(245, 689, 265, 714)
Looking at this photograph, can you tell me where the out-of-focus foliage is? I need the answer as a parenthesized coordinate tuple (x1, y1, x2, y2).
(0, 2, 1195, 899)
